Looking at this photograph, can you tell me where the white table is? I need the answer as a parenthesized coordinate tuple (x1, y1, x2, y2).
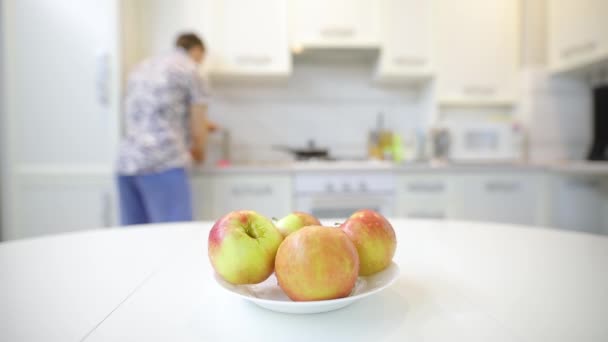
(1, 220, 607, 342)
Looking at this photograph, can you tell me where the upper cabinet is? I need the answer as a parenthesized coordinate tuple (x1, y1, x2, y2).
(209, 0, 291, 78)
(548, 0, 608, 75)
(434, 0, 519, 106)
(374, 0, 434, 84)
(289, 0, 380, 49)
(137, 0, 290, 79)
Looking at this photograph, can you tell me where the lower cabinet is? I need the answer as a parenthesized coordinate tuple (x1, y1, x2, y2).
(450, 172, 542, 226)
(396, 174, 451, 219)
(192, 173, 292, 220)
(10, 173, 115, 240)
(397, 171, 543, 226)
(547, 174, 606, 234)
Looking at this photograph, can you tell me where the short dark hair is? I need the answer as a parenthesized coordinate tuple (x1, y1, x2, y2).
(175, 33, 205, 51)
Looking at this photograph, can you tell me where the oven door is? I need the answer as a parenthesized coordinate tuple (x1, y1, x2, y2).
(294, 193, 395, 219)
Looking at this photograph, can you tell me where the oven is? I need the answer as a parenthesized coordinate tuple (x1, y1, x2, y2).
(293, 171, 395, 219)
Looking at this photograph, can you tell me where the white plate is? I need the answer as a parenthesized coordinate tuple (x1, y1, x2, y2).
(213, 262, 400, 314)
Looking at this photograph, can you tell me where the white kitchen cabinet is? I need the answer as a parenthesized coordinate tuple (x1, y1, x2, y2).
(3, 0, 120, 166)
(1, 0, 121, 238)
(374, 0, 433, 84)
(450, 172, 542, 226)
(547, 174, 604, 234)
(434, 0, 519, 105)
(191, 175, 214, 221)
(396, 174, 450, 219)
(9, 173, 115, 240)
(195, 173, 292, 220)
(289, 0, 380, 49)
(547, 0, 608, 75)
(209, 0, 291, 78)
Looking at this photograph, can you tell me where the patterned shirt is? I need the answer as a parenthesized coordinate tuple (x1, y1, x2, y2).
(117, 49, 209, 175)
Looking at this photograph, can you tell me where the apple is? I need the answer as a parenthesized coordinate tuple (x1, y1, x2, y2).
(275, 225, 359, 301)
(275, 211, 321, 237)
(208, 210, 284, 285)
(340, 209, 396, 276)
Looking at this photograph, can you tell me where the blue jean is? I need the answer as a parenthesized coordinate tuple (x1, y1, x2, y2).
(117, 167, 193, 225)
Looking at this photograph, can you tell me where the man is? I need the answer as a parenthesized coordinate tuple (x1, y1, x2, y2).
(116, 33, 211, 225)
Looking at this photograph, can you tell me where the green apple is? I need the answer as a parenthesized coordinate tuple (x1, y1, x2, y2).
(208, 210, 283, 285)
(275, 226, 359, 301)
(275, 211, 321, 237)
(341, 209, 396, 276)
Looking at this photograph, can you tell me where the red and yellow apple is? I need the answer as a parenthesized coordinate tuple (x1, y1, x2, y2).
(275, 211, 321, 237)
(275, 226, 359, 301)
(208, 210, 283, 285)
(341, 209, 396, 276)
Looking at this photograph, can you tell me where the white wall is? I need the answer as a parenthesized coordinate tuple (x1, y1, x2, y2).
(206, 53, 430, 163)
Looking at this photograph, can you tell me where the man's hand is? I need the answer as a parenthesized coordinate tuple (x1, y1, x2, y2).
(190, 145, 205, 164)
(207, 121, 219, 133)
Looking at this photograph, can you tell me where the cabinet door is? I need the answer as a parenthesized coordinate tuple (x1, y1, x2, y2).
(434, 0, 518, 105)
(451, 173, 540, 226)
(191, 175, 214, 221)
(548, 175, 604, 234)
(209, 174, 292, 219)
(289, 0, 380, 48)
(396, 174, 450, 219)
(10, 174, 115, 239)
(211, 0, 291, 77)
(3, 0, 120, 165)
(375, 0, 433, 83)
(547, 0, 608, 74)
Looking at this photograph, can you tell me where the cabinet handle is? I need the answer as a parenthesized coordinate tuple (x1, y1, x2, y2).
(463, 86, 496, 96)
(231, 185, 273, 196)
(561, 41, 597, 59)
(568, 178, 600, 189)
(406, 182, 445, 193)
(484, 181, 521, 192)
(407, 211, 446, 219)
(235, 55, 272, 65)
(95, 52, 110, 107)
(320, 27, 355, 38)
(101, 191, 112, 227)
(393, 56, 426, 66)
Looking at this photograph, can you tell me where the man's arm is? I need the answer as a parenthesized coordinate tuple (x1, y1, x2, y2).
(190, 104, 208, 164)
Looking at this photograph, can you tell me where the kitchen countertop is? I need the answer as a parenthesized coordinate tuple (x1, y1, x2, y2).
(2, 220, 607, 341)
(194, 160, 608, 175)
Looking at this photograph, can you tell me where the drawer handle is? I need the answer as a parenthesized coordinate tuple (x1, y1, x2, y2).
(235, 55, 272, 65)
(407, 211, 446, 219)
(393, 56, 426, 66)
(406, 183, 445, 193)
(463, 86, 496, 96)
(232, 186, 273, 196)
(568, 179, 600, 189)
(320, 27, 355, 38)
(485, 181, 521, 192)
(561, 41, 597, 59)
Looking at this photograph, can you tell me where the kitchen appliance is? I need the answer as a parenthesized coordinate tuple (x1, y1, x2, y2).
(273, 140, 330, 160)
(438, 120, 526, 162)
(429, 126, 451, 161)
(588, 85, 608, 161)
(293, 171, 395, 219)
